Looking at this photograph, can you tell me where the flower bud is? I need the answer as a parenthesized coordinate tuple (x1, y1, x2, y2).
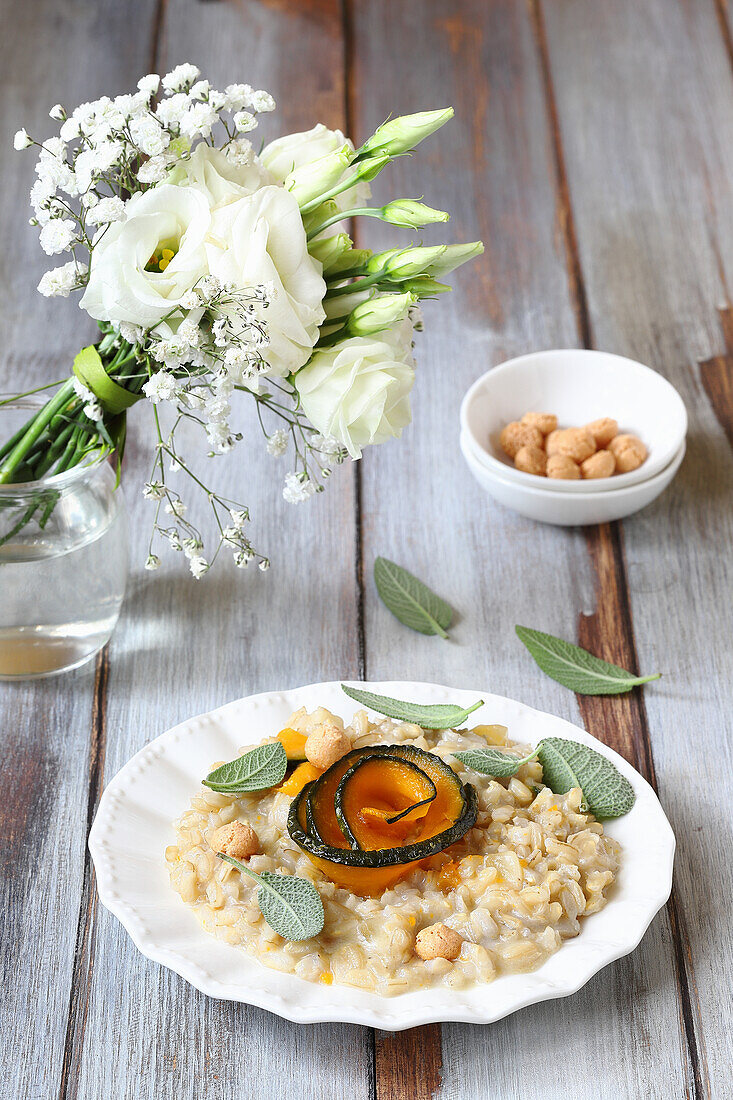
(381, 245, 448, 279)
(423, 241, 484, 277)
(358, 108, 454, 158)
(302, 199, 340, 236)
(380, 200, 449, 228)
(347, 292, 415, 336)
(354, 151, 391, 183)
(285, 144, 354, 207)
(325, 247, 373, 277)
(308, 233, 352, 270)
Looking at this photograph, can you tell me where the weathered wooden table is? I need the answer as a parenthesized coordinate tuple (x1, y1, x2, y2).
(2, 1, 731, 1097)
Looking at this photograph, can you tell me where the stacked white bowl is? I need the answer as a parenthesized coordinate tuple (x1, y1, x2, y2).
(459, 349, 687, 526)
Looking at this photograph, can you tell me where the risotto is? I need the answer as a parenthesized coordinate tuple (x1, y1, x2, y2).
(166, 707, 620, 995)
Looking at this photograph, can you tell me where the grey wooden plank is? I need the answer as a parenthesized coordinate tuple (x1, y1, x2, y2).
(68, 2, 370, 1099)
(349, 2, 692, 1098)
(0, 2, 158, 1099)
(543, 0, 733, 1090)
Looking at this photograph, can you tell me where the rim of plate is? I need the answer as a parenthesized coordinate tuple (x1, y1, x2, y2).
(89, 680, 675, 1030)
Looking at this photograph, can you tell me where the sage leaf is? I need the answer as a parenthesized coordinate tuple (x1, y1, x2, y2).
(374, 556, 452, 638)
(219, 856, 324, 940)
(536, 737, 635, 819)
(203, 741, 287, 793)
(341, 683, 483, 729)
(452, 747, 536, 778)
(516, 625, 661, 695)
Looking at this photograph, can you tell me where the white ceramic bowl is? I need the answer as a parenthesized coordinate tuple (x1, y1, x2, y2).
(89, 681, 675, 1030)
(460, 349, 687, 493)
(461, 430, 685, 526)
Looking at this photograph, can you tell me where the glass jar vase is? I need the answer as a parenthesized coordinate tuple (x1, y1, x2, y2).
(0, 400, 128, 680)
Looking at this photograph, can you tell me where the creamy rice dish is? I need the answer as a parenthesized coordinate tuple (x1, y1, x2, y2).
(166, 707, 620, 996)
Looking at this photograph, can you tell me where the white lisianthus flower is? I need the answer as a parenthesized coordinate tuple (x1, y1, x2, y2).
(80, 184, 210, 327)
(261, 123, 370, 213)
(168, 142, 269, 206)
(294, 319, 415, 458)
(205, 185, 326, 378)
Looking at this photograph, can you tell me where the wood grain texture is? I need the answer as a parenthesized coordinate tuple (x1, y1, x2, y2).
(0, 3, 157, 1099)
(61, 3, 370, 1099)
(543, 0, 733, 1092)
(374, 1026, 442, 1100)
(1, 1, 732, 1097)
(700, 307, 733, 447)
(349, 3, 689, 1099)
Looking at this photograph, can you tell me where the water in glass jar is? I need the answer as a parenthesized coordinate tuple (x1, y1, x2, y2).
(0, 470, 128, 680)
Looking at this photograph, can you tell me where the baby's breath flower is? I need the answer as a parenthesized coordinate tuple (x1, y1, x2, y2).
(37, 260, 86, 298)
(225, 139, 254, 167)
(86, 196, 126, 225)
(39, 219, 76, 255)
(249, 90, 276, 113)
(118, 321, 143, 344)
(179, 289, 201, 309)
(188, 555, 209, 579)
(145, 554, 161, 571)
(165, 498, 187, 517)
(155, 93, 189, 127)
(258, 558, 270, 572)
(129, 116, 170, 157)
(229, 509, 247, 528)
(233, 111, 256, 133)
(189, 79, 211, 100)
(266, 429, 288, 457)
(162, 63, 200, 94)
(137, 74, 160, 96)
(142, 371, 177, 403)
(282, 471, 316, 504)
(222, 83, 253, 112)
(143, 481, 166, 501)
(49, 104, 66, 121)
(14, 128, 32, 150)
(137, 156, 169, 184)
(180, 102, 218, 139)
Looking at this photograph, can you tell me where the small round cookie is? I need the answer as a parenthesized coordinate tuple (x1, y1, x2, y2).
(586, 417, 618, 448)
(609, 433, 647, 472)
(499, 421, 544, 460)
(210, 822, 260, 860)
(521, 412, 558, 435)
(547, 453, 581, 479)
(305, 722, 351, 770)
(550, 427, 596, 463)
(545, 429, 562, 456)
(581, 449, 616, 479)
(514, 444, 547, 476)
(415, 923, 463, 962)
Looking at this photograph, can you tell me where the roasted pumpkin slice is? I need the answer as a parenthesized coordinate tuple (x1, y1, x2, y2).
(276, 727, 308, 763)
(335, 756, 437, 849)
(277, 761, 323, 798)
(287, 744, 477, 896)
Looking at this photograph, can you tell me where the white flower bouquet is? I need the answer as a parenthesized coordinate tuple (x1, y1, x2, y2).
(4, 64, 482, 575)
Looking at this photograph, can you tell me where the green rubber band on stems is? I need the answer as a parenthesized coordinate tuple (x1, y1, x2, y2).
(72, 345, 143, 416)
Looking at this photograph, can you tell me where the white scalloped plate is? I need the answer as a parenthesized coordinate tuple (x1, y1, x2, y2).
(89, 681, 675, 1029)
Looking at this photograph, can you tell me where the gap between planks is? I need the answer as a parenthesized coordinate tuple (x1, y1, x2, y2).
(530, 1, 709, 1095)
(58, 646, 109, 1100)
